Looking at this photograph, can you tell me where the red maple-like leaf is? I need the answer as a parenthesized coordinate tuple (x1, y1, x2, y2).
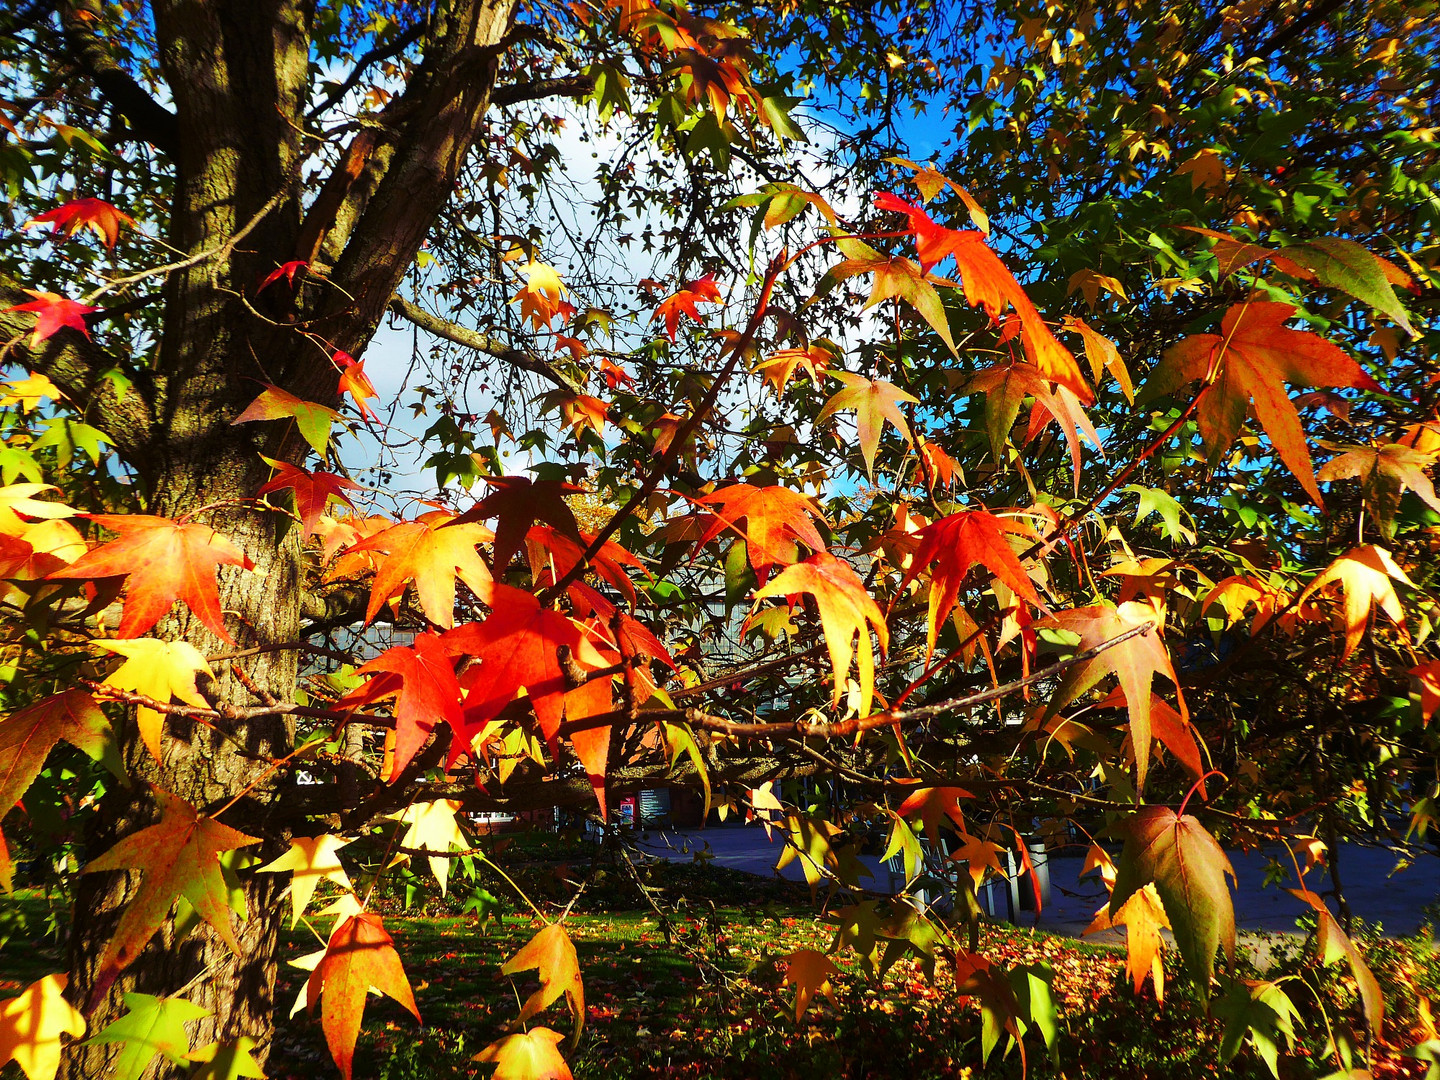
(875, 193, 1089, 400)
(901, 509, 1040, 658)
(526, 524, 644, 604)
(443, 584, 608, 754)
(449, 475, 584, 573)
(256, 457, 362, 538)
(652, 274, 723, 341)
(25, 197, 134, 247)
(258, 260, 309, 293)
(49, 514, 253, 643)
(4, 290, 96, 344)
(338, 631, 464, 781)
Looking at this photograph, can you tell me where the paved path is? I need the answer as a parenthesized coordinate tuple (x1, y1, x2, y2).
(637, 824, 1440, 942)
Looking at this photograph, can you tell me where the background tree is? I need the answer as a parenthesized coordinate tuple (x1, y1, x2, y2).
(0, 0, 1434, 1078)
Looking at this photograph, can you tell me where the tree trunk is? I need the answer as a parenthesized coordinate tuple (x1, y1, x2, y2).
(54, 0, 518, 1072)
(63, 436, 305, 1077)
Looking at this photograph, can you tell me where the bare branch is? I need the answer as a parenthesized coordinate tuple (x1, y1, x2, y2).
(387, 294, 581, 393)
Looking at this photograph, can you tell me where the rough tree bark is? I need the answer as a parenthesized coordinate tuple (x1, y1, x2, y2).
(11, 1, 524, 1074)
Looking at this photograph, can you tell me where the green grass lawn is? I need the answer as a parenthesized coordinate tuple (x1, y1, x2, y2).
(0, 836, 1432, 1079)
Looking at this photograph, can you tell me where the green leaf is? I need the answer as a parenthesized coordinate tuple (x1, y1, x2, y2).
(87, 992, 210, 1080)
(1008, 964, 1060, 1066)
(1213, 978, 1300, 1078)
(880, 810, 924, 884)
(0, 447, 42, 484)
(1285, 237, 1417, 337)
(462, 885, 504, 929)
(1110, 806, 1235, 992)
(662, 721, 711, 817)
(32, 417, 110, 469)
(186, 1036, 266, 1080)
(1123, 484, 1196, 544)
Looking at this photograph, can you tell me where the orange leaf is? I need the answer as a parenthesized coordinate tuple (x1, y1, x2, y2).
(0, 691, 115, 892)
(1087, 883, 1170, 1001)
(307, 913, 419, 1080)
(652, 274, 722, 341)
(81, 788, 260, 993)
(1061, 315, 1134, 402)
(950, 832, 1005, 890)
(501, 923, 585, 1038)
(692, 482, 827, 582)
(473, 1028, 572, 1080)
(749, 553, 888, 717)
(512, 260, 572, 330)
(1039, 601, 1185, 791)
(335, 351, 379, 421)
(753, 345, 832, 398)
(1412, 660, 1440, 726)
(916, 439, 961, 491)
(780, 948, 838, 1022)
(344, 510, 493, 628)
(48, 514, 252, 643)
(1146, 301, 1381, 507)
(1099, 688, 1208, 791)
(527, 524, 642, 604)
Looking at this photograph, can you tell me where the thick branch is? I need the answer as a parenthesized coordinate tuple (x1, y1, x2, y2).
(321, 0, 521, 358)
(61, 7, 179, 153)
(0, 281, 154, 459)
(490, 73, 592, 107)
(387, 295, 580, 392)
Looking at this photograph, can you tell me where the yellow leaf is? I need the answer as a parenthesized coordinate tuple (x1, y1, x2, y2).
(94, 639, 212, 763)
(257, 835, 354, 927)
(388, 800, 466, 896)
(1297, 545, 1412, 659)
(0, 975, 85, 1080)
(749, 553, 888, 717)
(473, 1028, 572, 1080)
